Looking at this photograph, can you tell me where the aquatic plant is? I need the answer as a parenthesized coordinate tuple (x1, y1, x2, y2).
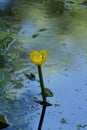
(29, 50, 47, 102)
(29, 50, 52, 130)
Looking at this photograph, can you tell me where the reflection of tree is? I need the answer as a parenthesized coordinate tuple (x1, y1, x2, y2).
(45, 0, 65, 15)
(44, 0, 87, 35)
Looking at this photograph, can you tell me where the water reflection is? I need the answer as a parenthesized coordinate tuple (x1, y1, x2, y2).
(0, 89, 40, 129)
(45, 0, 65, 15)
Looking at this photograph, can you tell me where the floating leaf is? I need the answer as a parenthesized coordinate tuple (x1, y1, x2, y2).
(40, 87, 54, 97)
(54, 103, 60, 107)
(24, 72, 36, 80)
(38, 28, 47, 32)
(32, 34, 39, 38)
(60, 118, 67, 124)
(77, 124, 87, 130)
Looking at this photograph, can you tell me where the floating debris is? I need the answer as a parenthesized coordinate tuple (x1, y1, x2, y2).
(24, 72, 36, 80)
(60, 118, 68, 124)
(77, 124, 87, 130)
(62, 43, 66, 47)
(54, 103, 60, 107)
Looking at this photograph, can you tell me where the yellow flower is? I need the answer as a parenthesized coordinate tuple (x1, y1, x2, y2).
(29, 50, 47, 65)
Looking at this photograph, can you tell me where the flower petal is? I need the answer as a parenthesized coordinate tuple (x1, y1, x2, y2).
(29, 50, 47, 65)
(40, 50, 47, 57)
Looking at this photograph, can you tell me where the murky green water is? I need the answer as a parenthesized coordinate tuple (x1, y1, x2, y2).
(0, 0, 87, 130)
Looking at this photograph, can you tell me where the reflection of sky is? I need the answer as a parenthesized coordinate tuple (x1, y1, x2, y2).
(41, 54, 87, 130)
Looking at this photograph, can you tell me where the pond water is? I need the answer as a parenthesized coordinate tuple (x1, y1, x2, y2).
(0, 0, 87, 130)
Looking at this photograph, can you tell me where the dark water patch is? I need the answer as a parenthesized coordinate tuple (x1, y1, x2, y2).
(0, 114, 10, 129)
(0, 54, 6, 68)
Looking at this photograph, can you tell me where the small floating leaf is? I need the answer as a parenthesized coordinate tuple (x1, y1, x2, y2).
(54, 103, 60, 107)
(24, 72, 36, 80)
(60, 118, 67, 124)
(77, 124, 87, 130)
(38, 28, 47, 32)
(40, 87, 54, 97)
(32, 34, 39, 38)
(58, 112, 63, 114)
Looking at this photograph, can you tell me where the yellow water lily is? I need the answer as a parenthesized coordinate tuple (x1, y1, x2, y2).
(29, 50, 47, 65)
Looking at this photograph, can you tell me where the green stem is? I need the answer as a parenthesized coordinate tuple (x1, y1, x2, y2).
(37, 65, 46, 102)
